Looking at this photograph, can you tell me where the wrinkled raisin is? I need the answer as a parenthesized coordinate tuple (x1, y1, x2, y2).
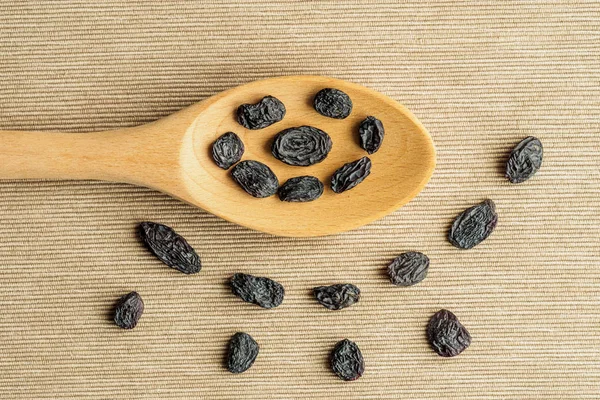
(114, 291, 144, 329)
(139, 222, 201, 274)
(387, 251, 429, 286)
(314, 88, 352, 119)
(331, 157, 371, 193)
(314, 284, 360, 310)
(358, 116, 384, 154)
(271, 126, 332, 166)
(331, 339, 364, 381)
(231, 160, 279, 198)
(427, 309, 471, 357)
(506, 136, 543, 183)
(237, 96, 286, 130)
(227, 332, 259, 373)
(448, 200, 497, 249)
(230, 273, 284, 309)
(278, 176, 324, 202)
(212, 132, 244, 169)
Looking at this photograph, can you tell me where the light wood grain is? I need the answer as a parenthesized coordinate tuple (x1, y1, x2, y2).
(0, 76, 436, 237)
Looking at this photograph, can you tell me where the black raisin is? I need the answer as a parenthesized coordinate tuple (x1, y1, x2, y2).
(331, 339, 364, 381)
(427, 309, 471, 357)
(227, 332, 259, 373)
(314, 88, 352, 119)
(271, 126, 332, 166)
(314, 284, 360, 310)
(139, 222, 201, 274)
(278, 176, 324, 202)
(230, 273, 284, 309)
(331, 157, 371, 193)
(212, 132, 244, 169)
(231, 160, 279, 198)
(448, 200, 498, 249)
(506, 136, 543, 183)
(387, 251, 429, 286)
(114, 291, 144, 329)
(237, 96, 286, 130)
(358, 116, 384, 154)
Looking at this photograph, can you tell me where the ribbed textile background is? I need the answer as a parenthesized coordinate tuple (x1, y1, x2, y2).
(0, 1, 599, 399)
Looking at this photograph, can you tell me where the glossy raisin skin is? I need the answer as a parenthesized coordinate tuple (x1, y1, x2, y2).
(271, 126, 332, 166)
(139, 222, 201, 274)
(230, 273, 284, 309)
(212, 132, 245, 169)
(236, 96, 286, 130)
(114, 291, 144, 329)
(448, 199, 497, 249)
(331, 339, 364, 381)
(388, 252, 430, 286)
(427, 309, 471, 357)
(506, 136, 543, 183)
(231, 160, 279, 198)
(359, 116, 384, 154)
(278, 176, 324, 202)
(227, 332, 259, 374)
(314, 284, 360, 310)
(314, 88, 353, 119)
(331, 157, 371, 193)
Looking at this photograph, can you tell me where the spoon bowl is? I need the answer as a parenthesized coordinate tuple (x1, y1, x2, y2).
(0, 76, 435, 237)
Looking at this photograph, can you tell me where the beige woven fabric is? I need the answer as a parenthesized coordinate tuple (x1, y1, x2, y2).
(0, 1, 599, 399)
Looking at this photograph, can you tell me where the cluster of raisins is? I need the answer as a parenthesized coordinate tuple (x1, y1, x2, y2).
(117, 223, 465, 379)
(112, 93, 543, 380)
(212, 88, 385, 201)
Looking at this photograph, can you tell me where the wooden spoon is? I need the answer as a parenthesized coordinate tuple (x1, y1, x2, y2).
(0, 76, 435, 237)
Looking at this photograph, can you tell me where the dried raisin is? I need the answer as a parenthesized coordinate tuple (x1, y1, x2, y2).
(237, 96, 286, 130)
(448, 200, 497, 249)
(331, 157, 371, 193)
(230, 273, 284, 309)
(506, 136, 543, 183)
(314, 284, 360, 310)
(387, 251, 429, 286)
(227, 332, 259, 373)
(114, 291, 144, 329)
(271, 126, 332, 166)
(139, 222, 201, 274)
(231, 160, 279, 198)
(331, 339, 364, 381)
(358, 116, 384, 154)
(212, 132, 244, 169)
(427, 309, 471, 357)
(314, 88, 352, 119)
(278, 176, 324, 202)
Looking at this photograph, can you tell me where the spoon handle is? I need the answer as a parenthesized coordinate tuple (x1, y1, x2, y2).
(0, 126, 166, 183)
